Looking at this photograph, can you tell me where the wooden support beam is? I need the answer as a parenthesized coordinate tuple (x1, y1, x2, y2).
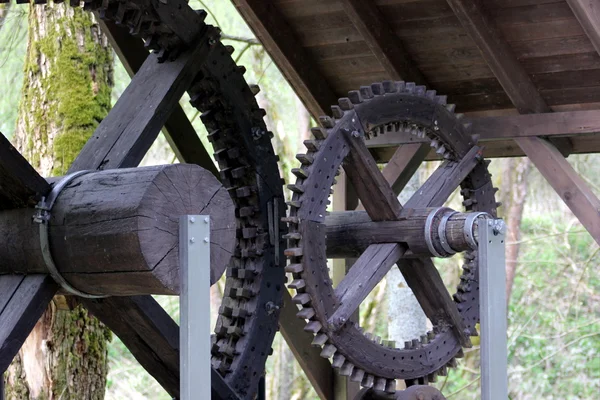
(566, 0, 600, 55)
(98, 19, 219, 178)
(0, 275, 58, 373)
(340, 0, 427, 85)
(279, 290, 334, 400)
(445, 0, 572, 154)
(0, 132, 50, 209)
(230, 0, 338, 118)
(382, 144, 431, 195)
(81, 296, 180, 398)
(70, 34, 214, 171)
(0, 165, 235, 295)
(516, 137, 600, 245)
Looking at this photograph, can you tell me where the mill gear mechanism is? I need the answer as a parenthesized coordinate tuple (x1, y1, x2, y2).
(285, 81, 499, 393)
(5, 0, 286, 398)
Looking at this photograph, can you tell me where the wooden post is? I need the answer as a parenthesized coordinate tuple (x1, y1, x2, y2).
(332, 171, 361, 400)
(0, 164, 235, 296)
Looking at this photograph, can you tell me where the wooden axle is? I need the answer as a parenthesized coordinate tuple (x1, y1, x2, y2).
(0, 164, 235, 296)
(325, 208, 484, 258)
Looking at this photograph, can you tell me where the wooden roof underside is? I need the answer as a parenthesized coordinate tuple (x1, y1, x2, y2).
(232, 0, 600, 159)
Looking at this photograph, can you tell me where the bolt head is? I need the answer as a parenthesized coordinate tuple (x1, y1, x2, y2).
(351, 130, 360, 138)
(204, 217, 209, 224)
(190, 237, 195, 243)
(189, 217, 195, 223)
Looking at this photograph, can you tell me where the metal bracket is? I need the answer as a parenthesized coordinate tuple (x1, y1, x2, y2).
(180, 215, 211, 400)
(34, 170, 106, 299)
(479, 218, 508, 400)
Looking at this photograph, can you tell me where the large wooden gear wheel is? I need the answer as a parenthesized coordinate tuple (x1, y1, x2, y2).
(1, 1, 286, 398)
(284, 81, 499, 393)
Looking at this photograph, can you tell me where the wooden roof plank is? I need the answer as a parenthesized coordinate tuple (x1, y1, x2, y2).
(340, 0, 428, 84)
(231, 0, 338, 118)
(445, 0, 573, 153)
(566, 0, 600, 55)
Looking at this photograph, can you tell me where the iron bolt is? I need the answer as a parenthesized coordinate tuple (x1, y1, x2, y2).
(491, 219, 506, 236)
(190, 237, 195, 243)
(204, 237, 209, 243)
(189, 216, 195, 223)
(265, 302, 280, 314)
(204, 217, 209, 224)
(351, 130, 360, 138)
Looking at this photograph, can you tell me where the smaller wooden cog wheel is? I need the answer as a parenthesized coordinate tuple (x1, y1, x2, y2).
(284, 81, 500, 393)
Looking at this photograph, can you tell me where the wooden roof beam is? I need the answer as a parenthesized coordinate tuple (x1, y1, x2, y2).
(445, 0, 572, 155)
(230, 0, 338, 118)
(340, 0, 428, 85)
(566, 0, 600, 55)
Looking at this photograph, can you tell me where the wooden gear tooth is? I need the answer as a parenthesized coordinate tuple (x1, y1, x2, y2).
(319, 116, 335, 128)
(348, 90, 363, 104)
(296, 307, 315, 319)
(296, 153, 314, 165)
(311, 127, 328, 140)
(289, 279, 306, 290)
(304, 140, 320, 152)
(291, 168, 309, 179)
(284, 247, 303, 257)
(374, 377, 386, 392)
(371, 82, 384, 95)
(292, 293, 311, 305)
(332, 353, 346, 368)
(304, 320, 322, 333)
(361, 374, 374, 388)
(360, 85, 374, 99)
(285, 263, 303, 273)
(338, 97, 354, 110)
(312, 333, 328, 347)
(339, 361, 355, 376)
(350, 368, 365, 383)
(320, 344, 337, 358)
(331, 105, 344, 119)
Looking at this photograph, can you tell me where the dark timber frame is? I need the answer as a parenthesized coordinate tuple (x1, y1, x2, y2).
(229, 0, 600, 398)
(2, 1, 600, 400)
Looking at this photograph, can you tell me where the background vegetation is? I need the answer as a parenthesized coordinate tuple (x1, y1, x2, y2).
(0, 1, 598, 399)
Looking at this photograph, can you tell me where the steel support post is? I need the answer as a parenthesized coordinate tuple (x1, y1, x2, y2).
(479, 219, 508, 400)
(180, 215, 211, 400)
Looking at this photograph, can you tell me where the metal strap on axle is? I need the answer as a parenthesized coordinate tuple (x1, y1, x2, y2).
(464, 212, 491, 249)
(33, 170, 108, 299)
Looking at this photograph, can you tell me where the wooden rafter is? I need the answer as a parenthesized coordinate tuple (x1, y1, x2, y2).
(340, 0, 427, 85)
(566, 0, 600, 55)
(445, 0, 572, 155)
(230, 0, 338, 118)
(445, 0, 600, 244)
(517, 137, 600, 245)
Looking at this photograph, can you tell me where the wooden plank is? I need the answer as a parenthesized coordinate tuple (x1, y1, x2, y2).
(340, 0, 427, 84)
(0, 132, 51, 209)
(516, 137, 600, 245)
(69, 35, 214, 171)
(98, 19, 218, 178)
(0, 275, 58, 373)
(566, 0, 600, 55)
(231, 0, 338, 118)
(382, 143, 431, 195)
(342, 129, 403, 220)
(329, 243, 405, 331)
(81, 296, 180, 398)
(445, 0, 573, 153)
(279, 290, 333, 400)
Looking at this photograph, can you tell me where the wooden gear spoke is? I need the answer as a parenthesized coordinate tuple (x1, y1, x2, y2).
(329, 243, 405, 331)
(342, 128, 403, 221)
(404, 145, 482, 209)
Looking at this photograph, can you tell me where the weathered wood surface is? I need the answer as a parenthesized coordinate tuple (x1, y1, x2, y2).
(69, 36, 214, 172)
(97, 18, 219, 178)
(0, 132, 50, 209)
(342, 129, 402, 220)
(326, 209, 478, 258)
(329, 243, 405, 331)
(230, 0, 338, 118)
(340, 0, 427, 84)
(0, 165, 235, 295)
(81, 295, 180, 398)
(279, 290, 333, 400)
(0, 275, 58, 373)
(516, 137, 600, 245)
(382, 143, 430, 195)
(566, 0, 600, 55)
(445, 0, 572, 154)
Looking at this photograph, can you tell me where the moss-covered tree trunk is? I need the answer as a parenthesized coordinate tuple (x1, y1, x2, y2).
(5, 3, 113, 399)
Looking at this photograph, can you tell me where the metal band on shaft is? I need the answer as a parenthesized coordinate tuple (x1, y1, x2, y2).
(34, 170, 108, 299)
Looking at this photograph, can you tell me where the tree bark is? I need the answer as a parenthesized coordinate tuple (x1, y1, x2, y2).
(5, 3, 113, 399)
(503, 157, 532, 304)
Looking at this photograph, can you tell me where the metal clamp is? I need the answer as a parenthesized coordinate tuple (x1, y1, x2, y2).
(463, 212, 491, 249)
(438, 210, 459, 255)
(425, 207, 453, 258)
(34, 170, 107, 299)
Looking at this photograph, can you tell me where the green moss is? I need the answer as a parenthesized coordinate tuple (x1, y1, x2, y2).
(21, 5, 112, 175)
